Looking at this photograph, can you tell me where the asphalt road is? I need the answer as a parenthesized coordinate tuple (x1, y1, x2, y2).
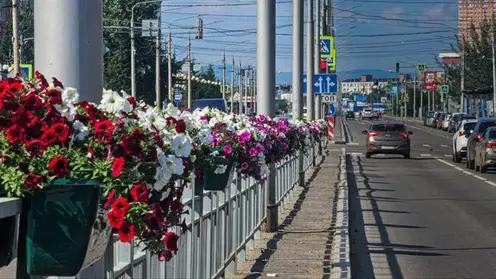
(345, 117, 496, 279)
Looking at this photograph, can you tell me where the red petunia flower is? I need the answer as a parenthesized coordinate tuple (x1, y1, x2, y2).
(46, 89, 62, 105)
(111, 157, 125, 178)
(107, 210, 124, 229)
(127, 97, 137, 108)
(6, 124, 26, 144)
(111, 197, 131, 217)
(163, 232, 179, 252)
(52, 77, 64, 89)
(130, 183, 149, 202)
(175, 119, 186, 133)
(11, 107, 33, 127)
(145, 214, 161, 231)
(94, 120, 115, 138)
(51, 123, 70, 143)
(121, 128, 145, 158)
(40, 128, 58, 146)
(24, 172, 46, 189)
(48, 156, 70, 177)
(158, 251, 172, 262)
(35, 71, 49, 88)
(104, 190, 116, 209)
(23, 94, 43, 111)
(117, 222, 136, 243)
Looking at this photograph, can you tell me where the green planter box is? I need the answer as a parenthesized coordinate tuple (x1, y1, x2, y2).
(195, 160, 235, 192)
(26, 179, 104, 276)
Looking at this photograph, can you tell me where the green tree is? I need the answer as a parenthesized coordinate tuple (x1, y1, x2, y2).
(0, 0, 34, 66)
(103, 0, 183, 105)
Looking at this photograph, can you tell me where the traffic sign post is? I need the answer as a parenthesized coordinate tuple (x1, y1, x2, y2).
(417, 63, 426, 73)
(174, 90, 182, 106)
(303, 74, 337, 94)
(319, 36, 334, 59)
(321, 94, 337, 103)
(7, 64, 33, 79)
(440, 85, 449, 94)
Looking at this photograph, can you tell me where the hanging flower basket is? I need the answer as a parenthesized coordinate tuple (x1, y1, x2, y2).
(195, 158, 235, 192)
(26, 179, 110, 276)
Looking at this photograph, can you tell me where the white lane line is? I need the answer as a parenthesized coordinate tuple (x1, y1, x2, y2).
(435, 158, 496, 187)
(422, 144, 431, 147)
(347, 142, 359, 146)
(441, 144, 449, 148)
(350, 152, 363, 156)
(420, 154, 432, 157)
(444, 154, 451, 157)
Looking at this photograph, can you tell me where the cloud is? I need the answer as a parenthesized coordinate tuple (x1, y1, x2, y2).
(380, 7, 405, 20)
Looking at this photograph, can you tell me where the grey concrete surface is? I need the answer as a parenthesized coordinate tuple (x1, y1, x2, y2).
(345, 117, 496, 278)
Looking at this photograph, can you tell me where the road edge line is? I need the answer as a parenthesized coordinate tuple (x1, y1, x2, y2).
(330, 147, 351, 278)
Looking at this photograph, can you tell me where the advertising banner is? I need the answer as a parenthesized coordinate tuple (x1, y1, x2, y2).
(424, 71, 438, 91)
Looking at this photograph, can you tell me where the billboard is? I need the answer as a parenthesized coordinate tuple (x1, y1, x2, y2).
(424, 71, 438, 91)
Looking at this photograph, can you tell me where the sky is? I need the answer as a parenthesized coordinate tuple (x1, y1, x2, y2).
(156, 0, 458, 76)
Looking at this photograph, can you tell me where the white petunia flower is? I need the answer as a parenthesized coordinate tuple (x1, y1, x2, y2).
(54, 103, 77, 122)
(214, 164, 228, 174)
(171, 134, 193, 157)
(166, 155, 185, 175)
(72, 120, 89, 141)
(62, 87, 79, 105)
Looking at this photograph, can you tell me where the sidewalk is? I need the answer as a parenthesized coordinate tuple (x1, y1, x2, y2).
(227, 148, 349, 279)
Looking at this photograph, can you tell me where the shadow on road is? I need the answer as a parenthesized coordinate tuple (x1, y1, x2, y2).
(348, 154, 447, 279)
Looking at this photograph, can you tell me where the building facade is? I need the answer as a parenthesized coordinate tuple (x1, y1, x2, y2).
(340, 74, 410, 94)
(459, 0, 496, 40)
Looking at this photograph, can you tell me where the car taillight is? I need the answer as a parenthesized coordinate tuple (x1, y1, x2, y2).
(399, 133, 409, 139)
(368, 132, 379, 137)
(459, 130, 465, 136)
(474, 135, 483, 142)
(486, 142, 496, 148)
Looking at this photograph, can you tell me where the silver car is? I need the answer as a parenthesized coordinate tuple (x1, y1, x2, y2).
(474, 126, 496, 173)
(362, 121, 413, 159)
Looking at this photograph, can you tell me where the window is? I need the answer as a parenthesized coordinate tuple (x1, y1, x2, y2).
(463, 122, 476, 132)
(371, 124, 406, 132)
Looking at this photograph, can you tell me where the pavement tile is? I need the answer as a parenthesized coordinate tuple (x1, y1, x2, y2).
(228, 150, 342, 278)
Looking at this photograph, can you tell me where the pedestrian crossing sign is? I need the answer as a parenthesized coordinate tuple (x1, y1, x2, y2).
(318, 36, 334, 59)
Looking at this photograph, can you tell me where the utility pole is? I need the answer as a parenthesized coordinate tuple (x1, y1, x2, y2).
(252, 68, 257, 113)
(292, 0, 304, 187)
(155, 10, 161, 108)
(222, 53, 226, 100)
(492, 26, 496, 116)
(231, 57, 235, 113)
(420, 77, 423, 116)
(461, 46, 465, 113)
(34, 0, 103, 103)
(12, 0, 20, 76)
(168, 31, 173, 103)
(187, 36, 192, 108)
(413, 74, 417, 118)
(238, 60, 243, 114)
(130, 8, 136, 98)
(257, 0, 277, 232)
(244, 66, 249, 113)
(314, 0, 321, 120)
(307, 0, 315, 121)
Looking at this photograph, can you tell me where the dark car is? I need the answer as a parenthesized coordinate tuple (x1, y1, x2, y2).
(345, 111, 354, 120)
(466, 118, 496, 169)
(191, 98, 227, 112)
(362, 121, 413, 159)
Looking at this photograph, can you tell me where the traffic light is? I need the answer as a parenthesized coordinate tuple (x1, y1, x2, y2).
(320, 59, 326, 73)
(395, 62, 400, 74)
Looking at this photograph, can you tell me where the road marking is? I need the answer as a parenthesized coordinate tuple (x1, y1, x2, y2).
(420, 154, 431, 157)
(422, 144, 431, 147)
(350, 152, 363, 156)
(444, 154, 451, 157)
(441, 144, 449, 148)
(347, 142, 359, 146)
(436, 158, 496, 187)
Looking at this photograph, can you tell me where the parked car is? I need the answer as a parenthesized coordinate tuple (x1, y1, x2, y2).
(426, 111, 440, 128)
(442, 113, 453, 131)
(436, 112, 446, 129)
(362, 121, 413, 159)
(448, 113, 471, 133)
(362, 109, 379, 120)
(474, 126, 496, 172)
(423, 111, 433, 126)
(452, 119, 477, 163)
(466, 118, 496, 169)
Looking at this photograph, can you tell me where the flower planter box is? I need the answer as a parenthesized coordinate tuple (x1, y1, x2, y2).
(195, 160, 235, 193)
(26, 179, 111, 276)
(0, 215, 16, 267)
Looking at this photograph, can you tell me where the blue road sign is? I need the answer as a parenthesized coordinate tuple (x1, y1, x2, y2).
(320, 38, 331, 57)
(303, 74, 337, 94)
(174, 90, 183, 102)
(328, 104, 336, 116)
(441, 85, 449, 94)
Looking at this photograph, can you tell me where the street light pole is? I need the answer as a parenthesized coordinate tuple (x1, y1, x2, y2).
(187, 35, 192, 108)
(314, 0, 321, 120)
(222, 53, 226, 100)
(12, 0, 20, 76)
(307, 0, 315, 121)
(155, 9, 161, 108)
(231, 57, 235, 113)
(292, 0, 305, 187)
(257, 0, 277, 232)
(238, 60, 243, 114)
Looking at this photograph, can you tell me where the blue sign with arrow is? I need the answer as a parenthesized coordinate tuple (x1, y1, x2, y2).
(303, 74, 338, 94)
(328, 103, 336, 116)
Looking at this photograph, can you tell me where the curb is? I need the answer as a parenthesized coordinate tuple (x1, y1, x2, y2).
(332, 116, 347, 145)
(330, 148, 351, 279)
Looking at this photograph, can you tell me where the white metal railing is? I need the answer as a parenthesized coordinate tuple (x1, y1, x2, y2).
(0, 144, 317, 279)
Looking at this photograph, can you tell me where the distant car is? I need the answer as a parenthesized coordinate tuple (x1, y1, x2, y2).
(345, 111, 354, 120)
(362, 121, 413, 159)
(452, 119, 477, 163)
(474, 126, 496, 172)
(441, 113, 452, 131)
(362, 109, 379, 120)
(191, 98, 227, 112)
